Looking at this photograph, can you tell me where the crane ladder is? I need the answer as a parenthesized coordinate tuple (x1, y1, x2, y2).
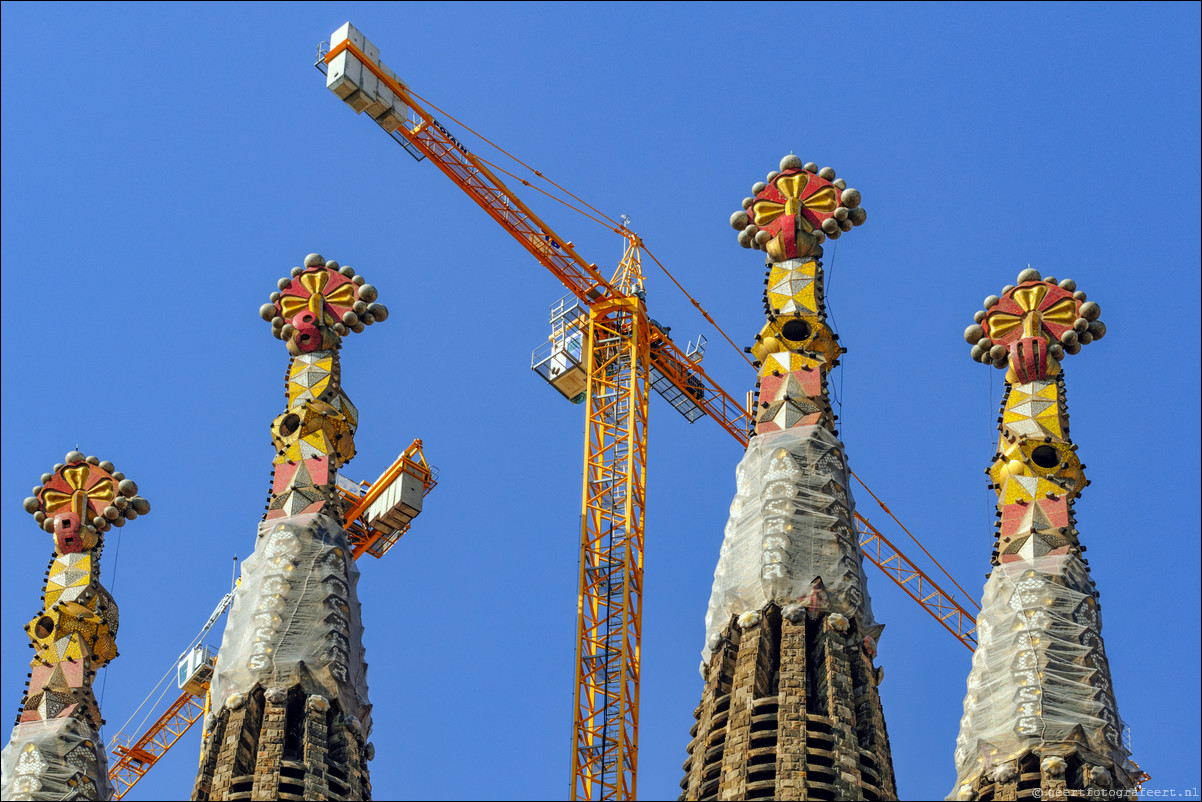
(573, 297, 649, 800)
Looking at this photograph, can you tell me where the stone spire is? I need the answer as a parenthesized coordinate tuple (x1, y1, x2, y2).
(949, 270, 1141, 799)
(679, 157, 895, 801)
(1, 452, 151, 800)
(193, 254, 389, 801)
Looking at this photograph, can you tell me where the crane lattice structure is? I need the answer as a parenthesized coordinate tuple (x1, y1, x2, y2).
(316, 22, 979, 800)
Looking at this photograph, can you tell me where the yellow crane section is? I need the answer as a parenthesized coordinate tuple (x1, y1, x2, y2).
(315, 23, 979, 800)
(571, 236, 651, 799)
(107, 643, 218, 798)
(108, 691, 207, 796)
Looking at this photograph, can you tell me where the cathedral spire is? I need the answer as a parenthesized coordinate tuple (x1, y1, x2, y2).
(950, 269, 1141, 799)
(193, 254, 388, 801)
(680, 157, 895, 801)
(2, 452, 151, 800)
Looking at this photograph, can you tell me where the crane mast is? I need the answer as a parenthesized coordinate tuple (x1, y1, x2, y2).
(573, 236, 649, 799)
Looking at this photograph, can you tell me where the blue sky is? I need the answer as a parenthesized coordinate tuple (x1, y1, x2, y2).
(2, 2, 1199, 800)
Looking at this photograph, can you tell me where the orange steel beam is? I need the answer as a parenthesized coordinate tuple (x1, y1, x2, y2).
(319, 33, 981, 801)
(855, 513, 978, 651)
(644, 344, 979, 646)
(320, 29, 977, 663)
(320, 40, 746, 445)
(325, 40, 612, 306)
(109, 690, 206, 800)
(849, 469, 981, 610)
(642, 342, 981, 651)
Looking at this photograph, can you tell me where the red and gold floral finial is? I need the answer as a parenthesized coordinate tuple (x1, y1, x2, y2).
(729, 155, 866, 260)
(22, 452, 150, 555)
(963, 268, 1106, 382)
(258, 253, 390, 355)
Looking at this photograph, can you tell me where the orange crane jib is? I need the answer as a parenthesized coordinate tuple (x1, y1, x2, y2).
(316, 24, 978, 802)
(108, 693, 206, 797)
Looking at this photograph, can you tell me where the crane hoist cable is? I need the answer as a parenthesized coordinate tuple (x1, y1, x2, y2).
(475, 153, 619, 231)
(641, 245, 756, 370)
(320, 29, 983, 798)
(819, 243, 978, 611)
(404, 85, 759, 373)
(473, 146, 754, 372)
(404, 86, 626, 231)
(323, 33, 983, 635)
(97, 527, 124, 709)
(106, 627, 205, 749)
(850, 471, 981, 611)
(105, 587, 236, 749)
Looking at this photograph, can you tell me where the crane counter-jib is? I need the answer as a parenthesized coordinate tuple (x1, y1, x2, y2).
(320, 33, 614, 307)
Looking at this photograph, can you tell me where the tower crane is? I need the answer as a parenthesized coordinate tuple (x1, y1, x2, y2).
(105, 442, 436, 799)
(316, 23, 979, 801)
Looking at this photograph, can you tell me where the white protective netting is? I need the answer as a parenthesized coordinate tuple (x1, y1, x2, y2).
(951, 553, 1133, 792)
(208, 512, 371, 730)
(702, 425, 878, 666)
(0, 717, 112, 801)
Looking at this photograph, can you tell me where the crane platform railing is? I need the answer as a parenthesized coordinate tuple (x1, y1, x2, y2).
(647, 333, 752, 441)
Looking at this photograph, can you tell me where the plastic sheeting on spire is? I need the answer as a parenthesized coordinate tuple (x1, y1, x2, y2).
(950, 553, 1133, 792)
(0, 717, 112, 801)
(208, 513, 371, 731)
(701, 426, 878, 666)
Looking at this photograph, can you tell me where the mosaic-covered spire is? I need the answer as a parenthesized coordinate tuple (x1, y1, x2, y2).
(259, 253, 389, 521)
(680, 158, 895, 801)
(193, 254, 387, 802)
(733, 156, 860, 435)
(949, 269, 1140, 799)
(1, 452, 151, 801)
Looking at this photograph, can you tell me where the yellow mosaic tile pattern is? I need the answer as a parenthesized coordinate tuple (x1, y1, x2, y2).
(1002, 380, 1066, 440)
(28, 601, 114, 666)
(757, 351, 824, 379)
(991, 438, 1085, 500)
(751, 319, 841, 369)
(45, 553, 92, 609)
(766, 260, 818, 315)
(288, 353, 335, 404)
(271, 401, 355, 467)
